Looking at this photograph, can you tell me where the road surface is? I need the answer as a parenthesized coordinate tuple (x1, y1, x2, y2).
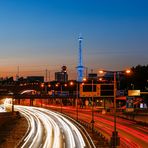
(48, 106, 148, 148)
(15, 105, 95, 148)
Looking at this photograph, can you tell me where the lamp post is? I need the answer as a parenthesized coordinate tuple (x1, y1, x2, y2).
(113, 71, 117, 147)
(99, 69, 131, 147)
(91, 79, 95, 133)
(41, 83, 45, 107)
(58, 83, 68, 113)
(47, 84, 51, 104)
(99, 70, 118, 147)
(60, 84, 63, 113)
(83, 78, 95, 132)
(55, 83, 62, 112)
(69, 80, 78, 119)
(69, 81, 74, 106)
(76, 81, 79, 121)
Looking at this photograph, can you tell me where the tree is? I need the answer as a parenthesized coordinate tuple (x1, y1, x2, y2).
(126, 65, 148, 91)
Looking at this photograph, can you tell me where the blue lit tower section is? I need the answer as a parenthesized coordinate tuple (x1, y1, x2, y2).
(77, 35, 84, 82)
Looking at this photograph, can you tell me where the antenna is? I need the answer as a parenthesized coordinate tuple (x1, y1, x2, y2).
(45, 69, 48, 82)
(16, 66, 19, 81)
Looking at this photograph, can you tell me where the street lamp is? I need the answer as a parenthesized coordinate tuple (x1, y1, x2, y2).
(69, 81, 74, 106)
(40, 83, 45, 107)
(83, 78, 95, 133)
(91, 79, 94, 133)
(99, 69, 131, 147)
(56, 83, 68, 113)
(60, 84, 63, 113)
(56, 83, 63, 113)
(113, 71, 118, 147)
(76, 81, 79, 121)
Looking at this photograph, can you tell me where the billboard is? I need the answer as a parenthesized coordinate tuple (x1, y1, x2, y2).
(100, 84, 114, 97)
(80, 84, 100, 97)
(126, 96, 134, 112)
(128, 90, 140, 96)
(79, 83, 114, 97)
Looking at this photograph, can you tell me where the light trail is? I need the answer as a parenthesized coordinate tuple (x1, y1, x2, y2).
(57, 108, 148, 148)
(81, 113, 146, 148)
(0, 105, 5, 112)
(15, 105, 88, 148)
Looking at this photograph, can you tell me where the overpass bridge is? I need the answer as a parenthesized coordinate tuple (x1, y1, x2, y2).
(0, 83, 77, 107)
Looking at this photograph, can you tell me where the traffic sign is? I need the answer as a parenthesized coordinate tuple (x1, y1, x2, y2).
(128, 90, 140, 96)
(126, 96, 134, 112)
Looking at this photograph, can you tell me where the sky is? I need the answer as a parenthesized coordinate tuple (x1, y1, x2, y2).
(0, 0, 148, 80)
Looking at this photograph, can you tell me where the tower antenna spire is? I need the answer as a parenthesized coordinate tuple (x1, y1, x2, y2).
(77, 34, 84, 82)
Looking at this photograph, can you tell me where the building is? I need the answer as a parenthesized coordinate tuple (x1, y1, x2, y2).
(27, 76, 44, 83)
(55, 66, 68, 82)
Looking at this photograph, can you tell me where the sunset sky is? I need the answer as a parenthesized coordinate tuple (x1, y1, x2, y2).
(0, 0, 148, 80)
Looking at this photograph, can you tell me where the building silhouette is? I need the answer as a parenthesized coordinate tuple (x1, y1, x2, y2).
(55, 66, 68, 82)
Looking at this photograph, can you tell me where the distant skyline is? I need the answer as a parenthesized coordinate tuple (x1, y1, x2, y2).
(0, 0, 148, 80)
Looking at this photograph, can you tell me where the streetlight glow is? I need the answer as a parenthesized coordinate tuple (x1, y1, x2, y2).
(41, 83, 44, 88)
(83, 78, 87, 81)
(125, 69, 131, 74)
(99, 69, 131, 74)
(99, 70, 104, 74)
(70, 81, 74, 86)
(99, 78, 103, 81)
(64, 83, 68, 87)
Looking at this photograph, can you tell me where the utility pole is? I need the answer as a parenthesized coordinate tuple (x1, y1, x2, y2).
(48, 71, 50, 82)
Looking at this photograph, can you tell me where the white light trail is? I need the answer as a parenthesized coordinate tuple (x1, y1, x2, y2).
(15, 105, 87, 148)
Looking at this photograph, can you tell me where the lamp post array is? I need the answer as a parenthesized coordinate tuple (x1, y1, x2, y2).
(99, 69, 131, 147)
(37, 68, 129, 144)
(55, 82, 74, 113)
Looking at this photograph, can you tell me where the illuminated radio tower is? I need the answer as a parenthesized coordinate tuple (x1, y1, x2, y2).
(77, 35, 84, 82)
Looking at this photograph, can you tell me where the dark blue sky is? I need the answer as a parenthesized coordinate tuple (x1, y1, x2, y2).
(0, 0, 148, 79)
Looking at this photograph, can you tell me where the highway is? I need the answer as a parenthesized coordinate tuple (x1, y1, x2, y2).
(15, 105, 95, 148)
(3, 98, 148, 148)
(48, 106, 148, 148)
